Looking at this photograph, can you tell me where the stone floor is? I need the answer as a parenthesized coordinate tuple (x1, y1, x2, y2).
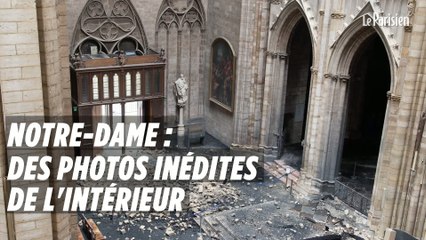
(79, 134, 374, 240)
(197, 161, 374, 240)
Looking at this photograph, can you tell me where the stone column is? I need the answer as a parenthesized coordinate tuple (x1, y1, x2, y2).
(259, 52, 274, 150)
(177, 106, 185, 148)
(301, 67, 318, 170)
(299, 74, 349, 194)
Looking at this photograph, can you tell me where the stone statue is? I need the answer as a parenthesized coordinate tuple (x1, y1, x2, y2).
(408, 0, 416, 17)
(174, 74, 188, 148)
(174, 73, 189, 107)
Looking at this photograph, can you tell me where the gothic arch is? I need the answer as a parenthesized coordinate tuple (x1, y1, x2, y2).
(320, 12, 397, 202)
(156, 0, 206, 31)
(70, 0, 149, 55)
(328, 15, 396, 91)
(260, 1, 315, 156)
(155, 0, 206, 120)
(269, 0, 316, 58)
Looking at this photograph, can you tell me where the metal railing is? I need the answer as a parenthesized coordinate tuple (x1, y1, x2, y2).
(334, 179, 371, 215)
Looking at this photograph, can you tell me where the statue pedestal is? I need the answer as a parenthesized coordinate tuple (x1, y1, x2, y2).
(177, 106, 185, 148)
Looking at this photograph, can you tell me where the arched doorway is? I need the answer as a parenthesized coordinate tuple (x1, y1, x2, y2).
(279, 18, 313, 169)
(338, 33, 391, 197)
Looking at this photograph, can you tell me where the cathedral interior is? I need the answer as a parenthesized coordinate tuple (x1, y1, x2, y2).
(0, 0, 425, 239)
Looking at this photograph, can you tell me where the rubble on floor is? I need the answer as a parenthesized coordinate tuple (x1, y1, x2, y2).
(78, 147, 373, 239)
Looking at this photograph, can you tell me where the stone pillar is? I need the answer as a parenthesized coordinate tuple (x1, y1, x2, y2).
(369, 94, 401, 236)
(177, 107, 185, 148)
(0, 0, 55, 239)
(272, 53, 288, 154)
(301, 67, 318, 170)
(298, 74, 350, 194)
(367, 2, 426, 238)
(259, 52, 274, 150)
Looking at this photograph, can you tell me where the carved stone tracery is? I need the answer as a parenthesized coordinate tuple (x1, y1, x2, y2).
(71, 0, 148, 55)
(331, 12, 346, 19)
(156, 0, 206, 30)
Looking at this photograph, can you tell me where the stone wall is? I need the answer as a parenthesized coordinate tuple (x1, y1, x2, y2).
(203, 0, 243, 145)
(0, 0, 54, 239)
(0, 0, 74, 238)
(156, 0, 206, 122)
(232, 0, 270, 148)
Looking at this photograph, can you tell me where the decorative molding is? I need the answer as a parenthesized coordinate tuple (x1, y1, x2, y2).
(324, 73, 339, 81)
(324, 73, 350, 82)
(387, 92, 402, 102)
(324, 73, 334, 79)
(405, 25, 413, 32)
(310, 66, 318, 75)
(156, 0, 206, 31)
(69, 53, 84, 69)
(331, 12, 346, 19)
(277, 52, 287, 60)
(267, 51, 287, 60)
(339, 74, 350, 83)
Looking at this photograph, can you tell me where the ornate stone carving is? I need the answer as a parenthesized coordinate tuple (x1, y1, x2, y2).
(270, 0, 281, 5)
(331, 12, 346, 19)
(324, 73, 349, 82)
(278, 53, 287, 60)
(87, 1, 105, 17)
(159, 48, 166, 62)
(324, 73, 339, 81)
(168, 0, 190, 13)
(161, 10, 177, 25)
(339, 75, 350, 83)
(99, 22, 119, 41)
(185, 10, 199, 23)
(113, 0, 130, 16)
(387, 92, 402, 102)
(405, 25, 413, 32)
(116, 50, 127, 65)
(174, 74, 189, 107)
(324, 73, 334, 79)
(266, 51, 287, 60)
(71, 0, 148, 55)
(156, 0, 205, 30)
(70, 53, 84, 69)
(408, 0, 416, 17)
